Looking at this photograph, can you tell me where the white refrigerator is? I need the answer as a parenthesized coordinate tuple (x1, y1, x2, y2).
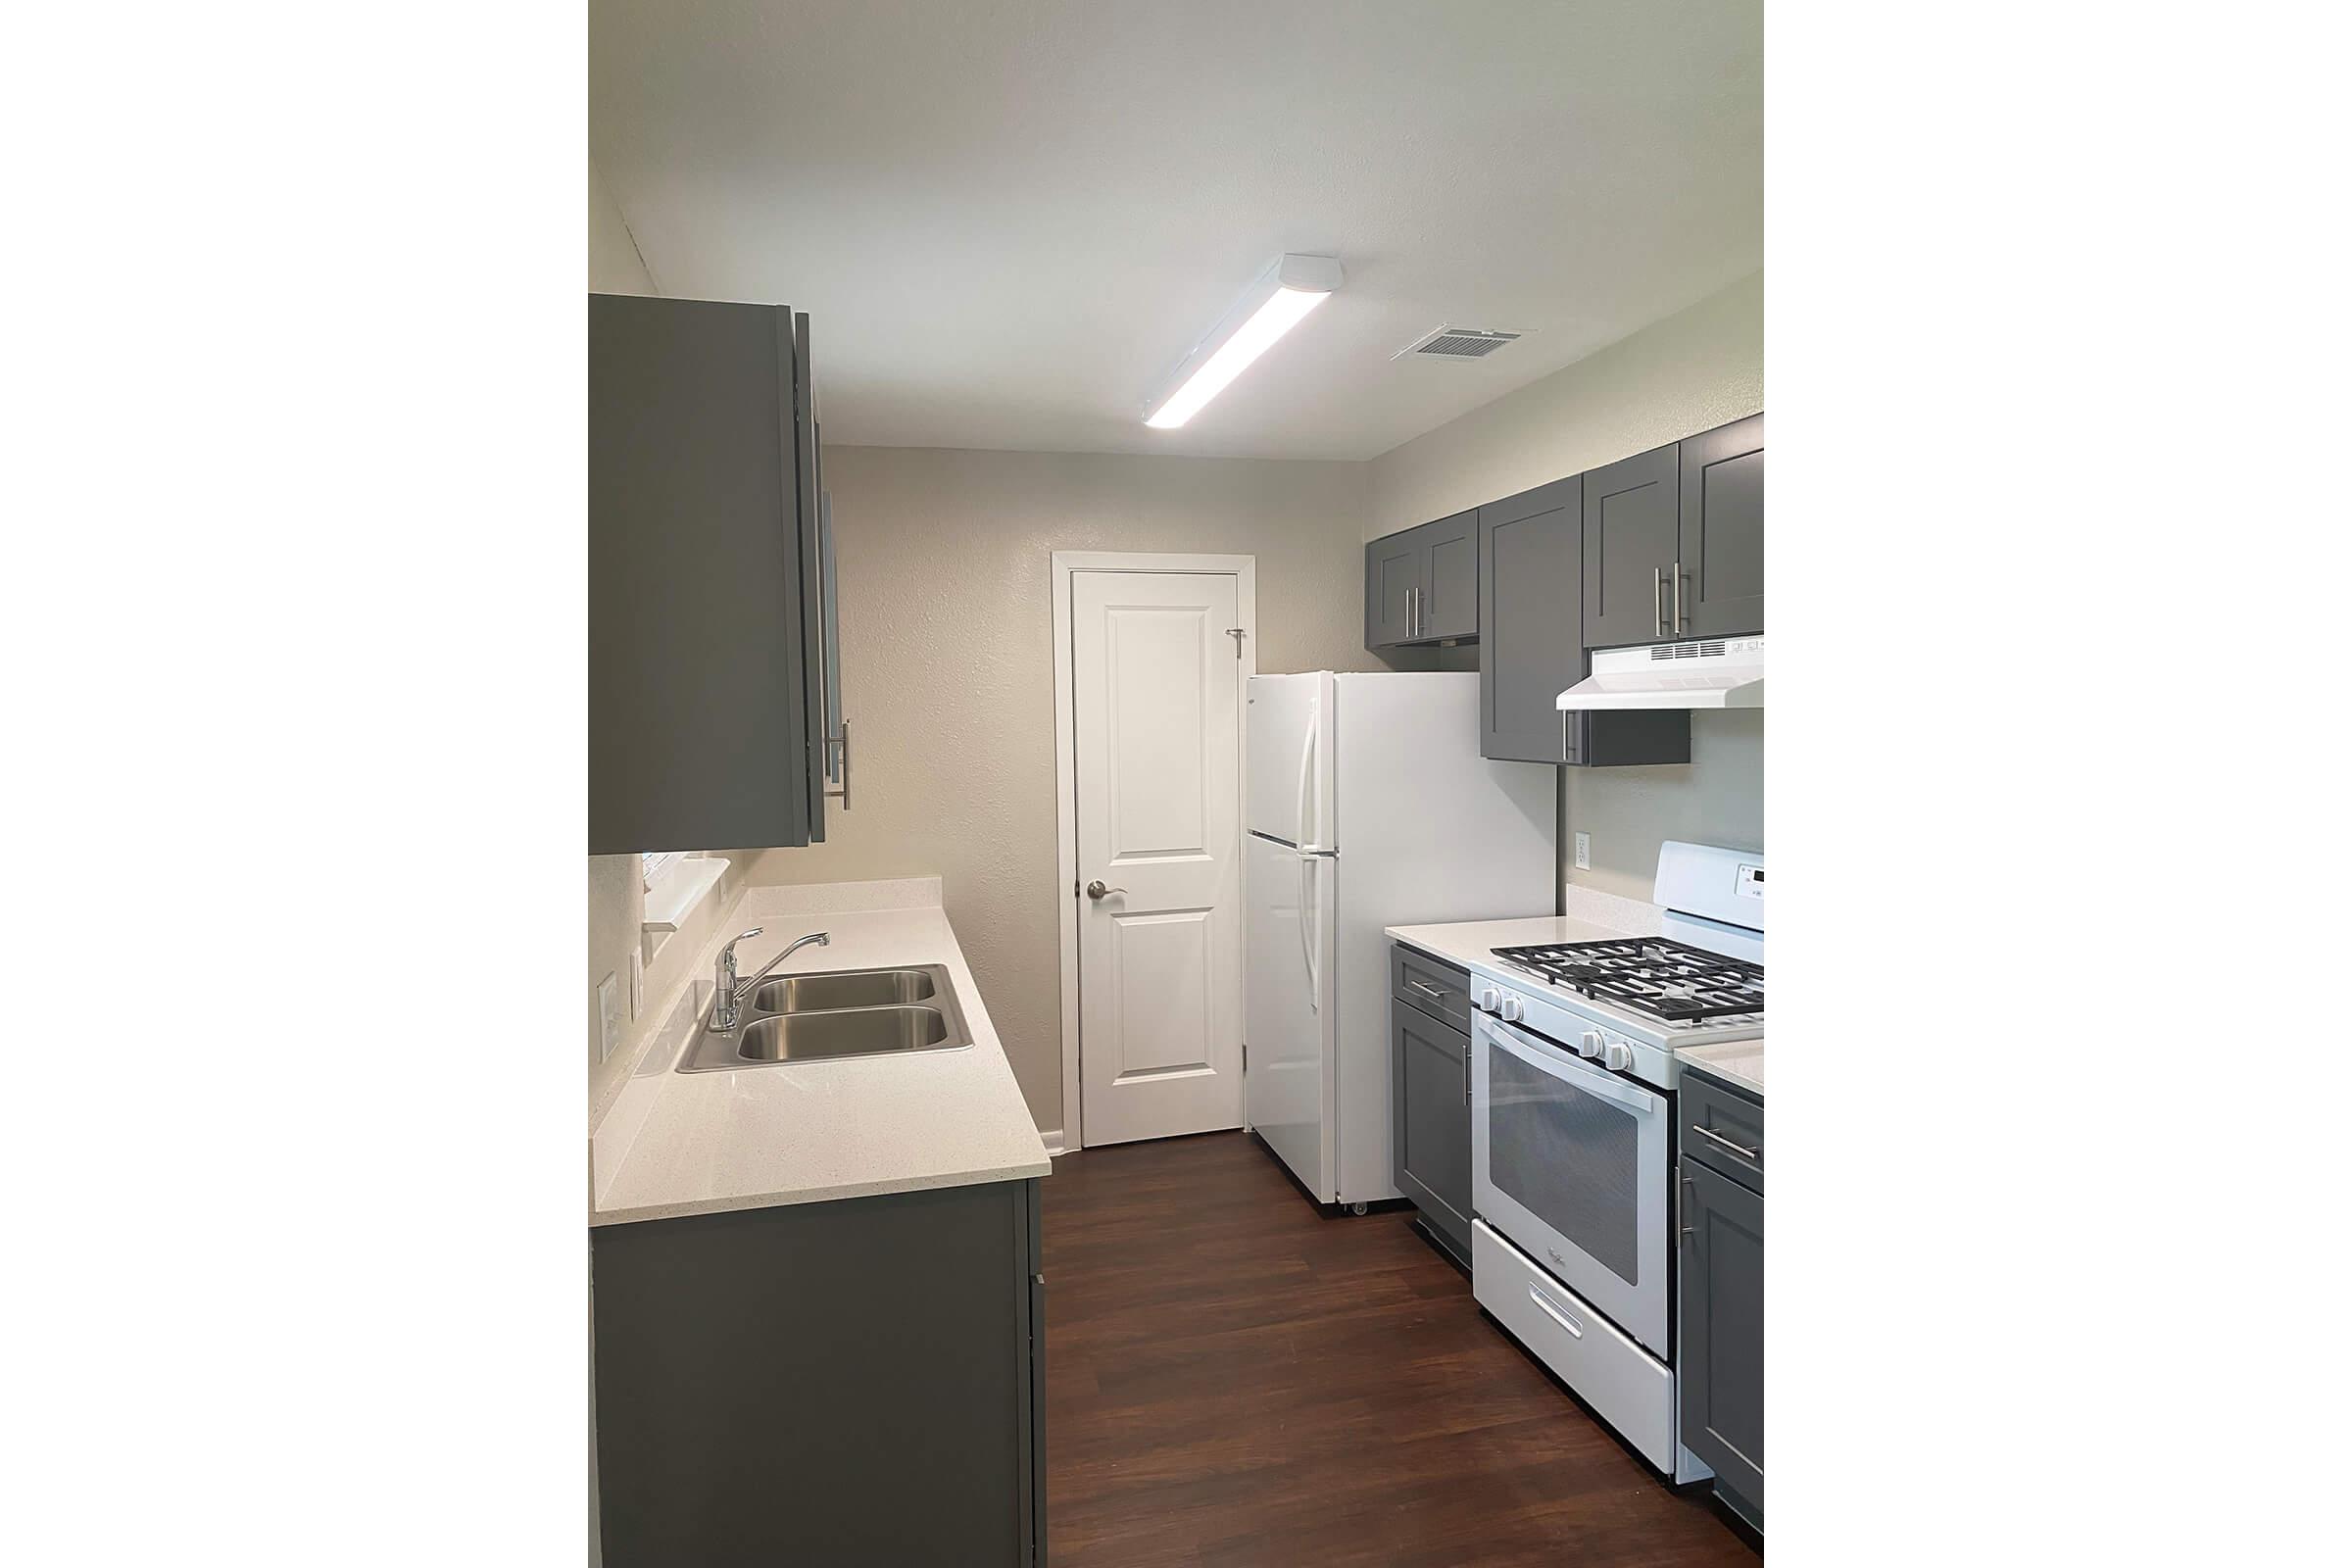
(1244, 671, 1556, 1207)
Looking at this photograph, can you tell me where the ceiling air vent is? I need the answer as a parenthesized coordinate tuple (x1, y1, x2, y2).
(1394, 325, 1526, 362)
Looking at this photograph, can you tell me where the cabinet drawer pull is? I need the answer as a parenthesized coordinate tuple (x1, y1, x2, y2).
(1405, 979, 1451, 1001)
(1528, 1285, 1585, 1339)
(1691, 1122, 1760, 1161)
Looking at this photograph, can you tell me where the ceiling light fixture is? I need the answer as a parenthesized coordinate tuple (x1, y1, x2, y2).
(1143, 253, 1345, 429)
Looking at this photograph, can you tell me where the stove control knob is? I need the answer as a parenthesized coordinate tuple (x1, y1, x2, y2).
(1577, 1030, 1603, 1058)
(1603, 1042, 1635, 1072)
(1499, 995, 1525, 1023)
(1478, 987, 1500, 1013)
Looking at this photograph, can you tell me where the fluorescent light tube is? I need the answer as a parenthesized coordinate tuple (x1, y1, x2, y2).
(1144, 254, 1344, 429)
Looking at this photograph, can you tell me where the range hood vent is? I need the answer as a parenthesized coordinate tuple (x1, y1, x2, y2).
(1559, 636, 1764, 711)
(1393, 325, 1525, 361)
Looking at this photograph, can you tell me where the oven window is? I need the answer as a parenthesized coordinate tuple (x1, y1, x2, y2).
(1488, 1050, 1642, 1286)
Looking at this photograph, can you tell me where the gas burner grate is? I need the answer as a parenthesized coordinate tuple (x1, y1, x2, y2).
(1491, 937, 1764, 1024)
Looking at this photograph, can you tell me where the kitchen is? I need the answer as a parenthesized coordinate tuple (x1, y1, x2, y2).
(20, 4, 2333, 1567)
(585, 4, 1766, 1561)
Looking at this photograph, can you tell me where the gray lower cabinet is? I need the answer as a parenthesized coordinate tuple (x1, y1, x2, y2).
(1364, 510, 1477, 646)
(1680, 1079, 1763, 1527)
(590, 292, 830, 854)
(1676, 413, 1765, 638)
(1478, 479, 1691, 767)
(1581, 442, 1683, 650)
(591, 1178, 1045, 1567)
(1391, 945, 1473, 1262)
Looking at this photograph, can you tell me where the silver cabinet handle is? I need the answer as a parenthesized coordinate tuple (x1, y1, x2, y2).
(1680, 1173, 1694, 1245)
(1653, 565, 1668, 637)
(1691, 1122, 1760, 1161)
(1406, 979, 1450, 1000)
(1406, 585, 1418, 639)
(1084, 879, 1127, 901)
(1674, 560, 1688, 635)
(823, 718, 851, 808)
(1527, 1285, 1585, 1339)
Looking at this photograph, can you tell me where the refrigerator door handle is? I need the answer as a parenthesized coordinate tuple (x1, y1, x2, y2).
(1292, 694, 1317, 852)
(1298, 852, 1318, 1010)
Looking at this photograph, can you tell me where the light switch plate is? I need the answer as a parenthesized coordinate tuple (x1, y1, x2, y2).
(597, 973, 621, 1064)
(1573, 832, 1591, 871)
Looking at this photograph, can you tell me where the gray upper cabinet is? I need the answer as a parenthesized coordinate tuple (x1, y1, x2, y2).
(1418, 511, 1478, 640)
(1581, 442, 1682, 650)
(1366, 533, 1421, 646)
(1478, 476, 1691, 768)
(589, 293, 827, 855)
(1676, 414, 1765, 638)
(1364, 510, 1478, 647)
(1478, 478, 1583, 762)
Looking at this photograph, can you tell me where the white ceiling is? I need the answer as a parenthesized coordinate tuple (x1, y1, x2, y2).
(589, 1, 1761, 461)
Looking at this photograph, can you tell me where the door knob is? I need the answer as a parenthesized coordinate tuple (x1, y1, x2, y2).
(1085, 880, 1127, 901)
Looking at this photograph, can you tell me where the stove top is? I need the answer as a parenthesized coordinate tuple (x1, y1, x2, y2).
(1489, 938, 1764, 1028)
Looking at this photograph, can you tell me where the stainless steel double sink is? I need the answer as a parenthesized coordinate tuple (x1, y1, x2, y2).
(677, 963, 972, 1071)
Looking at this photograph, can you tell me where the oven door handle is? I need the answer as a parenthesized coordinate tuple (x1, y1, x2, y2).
(1480, 1013, 1665, 1114)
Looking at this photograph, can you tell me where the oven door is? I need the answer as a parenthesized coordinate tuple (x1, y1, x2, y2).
(1472, 1010, 1671, 1355)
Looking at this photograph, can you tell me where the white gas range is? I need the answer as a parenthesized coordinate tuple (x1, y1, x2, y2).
(1465, 841, 1763, 1485)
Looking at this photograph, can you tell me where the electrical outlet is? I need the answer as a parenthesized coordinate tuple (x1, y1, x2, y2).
(1573, 831, 1591, 871)
(597, 973, 621, 1064)
(628, 952, 644, 1018)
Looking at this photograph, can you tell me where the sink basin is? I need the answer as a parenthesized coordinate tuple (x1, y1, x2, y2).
(676, 962, 972, 1071)
(752, 965, 939, 1013)
(735, 1005, 956, 1063)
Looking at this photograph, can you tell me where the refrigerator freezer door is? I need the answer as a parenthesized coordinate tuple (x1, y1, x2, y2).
(1245, 672, 1334, 847)
(1244, 831, 1337, 1200)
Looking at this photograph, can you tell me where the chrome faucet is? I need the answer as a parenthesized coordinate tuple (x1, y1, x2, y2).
(710, 927, 831, 1032)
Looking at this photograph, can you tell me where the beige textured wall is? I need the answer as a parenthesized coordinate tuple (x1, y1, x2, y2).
(734, 446, 1380, 1134)
(1363, 271, 1765, 901)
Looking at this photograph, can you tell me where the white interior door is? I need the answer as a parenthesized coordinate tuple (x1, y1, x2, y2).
(1073, 569, 1244, 1146)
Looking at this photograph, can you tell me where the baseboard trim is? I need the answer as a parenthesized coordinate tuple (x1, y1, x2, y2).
(1040, 1128, 1067, 1157)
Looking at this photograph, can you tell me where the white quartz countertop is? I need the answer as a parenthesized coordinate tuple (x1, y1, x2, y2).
(1383, 913, 1637, 975)
(1677, 1040, 1765, 1097)
(591, 887, 1050, 1227)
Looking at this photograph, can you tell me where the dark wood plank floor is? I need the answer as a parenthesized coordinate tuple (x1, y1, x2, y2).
(1044, 1131, 1759, 1567)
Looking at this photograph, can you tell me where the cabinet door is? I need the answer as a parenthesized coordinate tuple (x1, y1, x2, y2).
(1365, 532, 1424, 647)
(589, 293, 812, 854)
(1392, 1002, 1472, 1256)
(1680, 1159, 1764, 1516)
(1479, 478, 1583, 762)
(1677, 414, 1764, 638)
(791, 313, 827, 843)
(1419, 510, 1479, 640)
(1582, 443, 1681, 650)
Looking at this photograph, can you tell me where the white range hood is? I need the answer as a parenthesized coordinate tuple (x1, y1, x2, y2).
(1557, 636, 1764, 711)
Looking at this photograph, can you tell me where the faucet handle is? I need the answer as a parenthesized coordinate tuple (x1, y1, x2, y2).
(721, 927, 764, 956)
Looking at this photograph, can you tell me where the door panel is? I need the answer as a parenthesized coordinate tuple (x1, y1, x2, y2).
(1074, 570, 1244, 1146)
(589, 294, 811, 853)
(1244, 672, 1327, 846)
(1478, 478, 1582, 762)
(1581, 443, 1680, 651)
(1681, 1159, 1765, 1509)
(1244, 833, 1329, 1193)
(1420, 511, 1478, 640)
(1677, 414, 1765, 638)
(1393, 1004, 1471, 1253)
(1365, 535, 1423, 647)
